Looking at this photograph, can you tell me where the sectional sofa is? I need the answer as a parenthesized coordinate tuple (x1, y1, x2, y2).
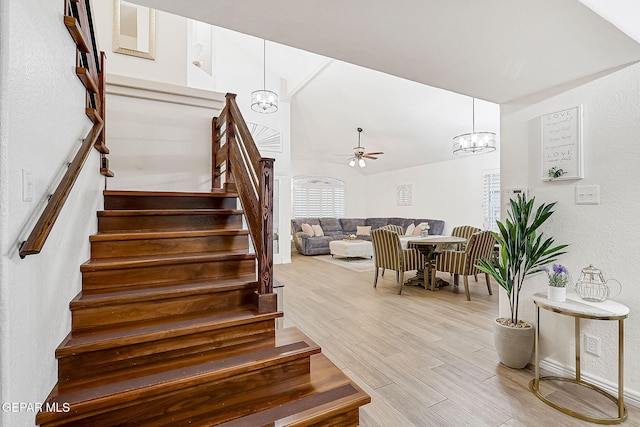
(291, 217, 445, 256)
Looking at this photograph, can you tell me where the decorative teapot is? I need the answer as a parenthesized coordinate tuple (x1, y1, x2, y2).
(573, 264, 621, 302)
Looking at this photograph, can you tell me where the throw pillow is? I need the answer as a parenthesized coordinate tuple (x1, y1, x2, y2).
(405, 223, 416, 236)
(301, 223, 315, 236)
(356, 225, 372, 236)
(413, 222, 430, 236)
(311, 224, 324, 236)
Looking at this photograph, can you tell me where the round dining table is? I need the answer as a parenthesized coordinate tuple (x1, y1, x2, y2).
(407, 235, 467, 290)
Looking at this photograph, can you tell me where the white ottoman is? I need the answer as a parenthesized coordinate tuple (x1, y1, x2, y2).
(329, 239, 373, 260)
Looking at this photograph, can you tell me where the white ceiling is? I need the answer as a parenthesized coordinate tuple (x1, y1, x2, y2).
(131, 0, 640, 174)
(133, 0, 640, 103)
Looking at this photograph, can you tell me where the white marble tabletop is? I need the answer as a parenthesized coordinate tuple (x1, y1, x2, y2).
(407, 235, 467, 245)
(533, 292, 629, 319)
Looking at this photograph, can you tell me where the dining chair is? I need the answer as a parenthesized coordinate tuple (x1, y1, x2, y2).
(450, 225, 481, 250)
(380, 224, 403, 235)
(434, 230, 496, 301)
(371, 228, 423, 295)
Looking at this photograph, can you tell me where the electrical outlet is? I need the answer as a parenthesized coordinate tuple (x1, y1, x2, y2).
(584, 333, 601, 356)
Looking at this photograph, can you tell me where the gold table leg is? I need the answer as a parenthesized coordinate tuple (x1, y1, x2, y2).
(529, 303, 628, 424)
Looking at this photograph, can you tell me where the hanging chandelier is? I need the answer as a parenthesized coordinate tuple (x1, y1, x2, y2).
(452, 97, 496, 155)
(251, 40, 278, 114)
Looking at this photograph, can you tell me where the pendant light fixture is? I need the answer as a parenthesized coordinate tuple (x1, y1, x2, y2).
(452, 97, 496, 155)
(251, 39, 278, 114)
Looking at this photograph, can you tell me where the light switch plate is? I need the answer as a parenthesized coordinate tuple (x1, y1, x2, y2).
(576, 185, 600, 205)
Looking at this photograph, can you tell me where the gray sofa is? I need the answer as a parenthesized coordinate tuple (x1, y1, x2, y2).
(291, 217, 445, 256)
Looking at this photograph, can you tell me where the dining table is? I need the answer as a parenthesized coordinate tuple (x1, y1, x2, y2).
(407, 235, 467, 290)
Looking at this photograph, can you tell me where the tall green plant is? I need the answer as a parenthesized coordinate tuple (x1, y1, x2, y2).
(477, 194, 568, 326)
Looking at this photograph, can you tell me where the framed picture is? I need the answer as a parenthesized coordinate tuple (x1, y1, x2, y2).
(540, 105, 583, 181)
(113, 0, 156, 60)
(396, 184, 412, 206)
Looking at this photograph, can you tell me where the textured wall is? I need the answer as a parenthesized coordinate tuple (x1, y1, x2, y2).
(0, 0, 104, 425)
(501, 62, 640, 402)
(364, 152, 500, 233)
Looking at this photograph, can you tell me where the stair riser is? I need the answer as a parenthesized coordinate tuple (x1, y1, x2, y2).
(91, 234, 249, 259)
(45, 358, 312, 427)
(72, 287, 256, 332)
(98, 213, 243, 233)
(105, 195, 238, 210)
(58, 322, 276, 389)
(81, 259, 256, 293)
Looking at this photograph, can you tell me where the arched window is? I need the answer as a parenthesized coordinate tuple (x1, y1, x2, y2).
(293, 176, 346, 218)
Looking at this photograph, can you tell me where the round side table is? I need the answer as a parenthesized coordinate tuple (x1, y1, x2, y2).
(529, 292, 629, 424)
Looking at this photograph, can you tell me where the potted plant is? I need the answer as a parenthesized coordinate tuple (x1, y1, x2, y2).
(542, 264, 569, 302)
(477, 194, 567, 369)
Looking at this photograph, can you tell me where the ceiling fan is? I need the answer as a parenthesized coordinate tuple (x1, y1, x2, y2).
(348, 127, 383, 168)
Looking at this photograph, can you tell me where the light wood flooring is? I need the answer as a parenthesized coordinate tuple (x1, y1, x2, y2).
(274, 253, 640, 426)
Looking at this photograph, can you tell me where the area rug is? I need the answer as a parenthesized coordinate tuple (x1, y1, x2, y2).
(313, 254, 375, 273)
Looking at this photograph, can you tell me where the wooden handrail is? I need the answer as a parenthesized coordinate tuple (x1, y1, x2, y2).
(212, 94, 276, 313)
(19, 121, 103, 258)
(20, 0, 109, 258)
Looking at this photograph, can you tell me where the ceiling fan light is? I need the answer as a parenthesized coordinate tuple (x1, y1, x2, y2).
(349, 158, 356, 167)
(358, 158, 366, 168)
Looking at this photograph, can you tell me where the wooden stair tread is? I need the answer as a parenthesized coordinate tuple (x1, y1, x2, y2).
(57, 309, 283, 358)
(98, 209, 243, 217)
(185, 354, 369, 427)
(38, 328, 320, 424)
(70, 279, 257, 309)
(56, 327, 307, 394)
(104, 190, 239, 198)
(218, 356, 370, 426)
(89, 229, 250, 242)
(81, 251, 254, 271)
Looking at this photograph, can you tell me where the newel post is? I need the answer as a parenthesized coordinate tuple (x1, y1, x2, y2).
(223, 93, 236, 192)
(256, 157, 276, 313)
(211, 116, 221, 191)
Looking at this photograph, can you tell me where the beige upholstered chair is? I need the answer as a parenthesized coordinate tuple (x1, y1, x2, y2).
(451, 225, 481, 251)
(371, 228, 423, 295)
(435, 230, 496, 301)
(381, 224, 404, 235)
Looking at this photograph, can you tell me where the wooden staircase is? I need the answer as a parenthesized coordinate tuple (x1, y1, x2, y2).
(37, 190, 369, 426)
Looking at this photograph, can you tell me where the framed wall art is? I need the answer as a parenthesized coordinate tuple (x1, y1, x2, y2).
(540, 105, 583, 181)
(113, 0, 156, 60)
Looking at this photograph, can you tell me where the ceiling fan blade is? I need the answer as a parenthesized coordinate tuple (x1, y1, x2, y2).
(365, 152, 384, 155)
(363, 155, 379, 160)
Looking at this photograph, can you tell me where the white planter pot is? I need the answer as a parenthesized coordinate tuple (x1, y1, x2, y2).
(547, 286, 566, 302)
(493, 319, 535, 369)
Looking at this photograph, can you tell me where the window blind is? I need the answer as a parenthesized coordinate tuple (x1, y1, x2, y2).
(293, 176, 346, 218)
(483, 172, 500, 232)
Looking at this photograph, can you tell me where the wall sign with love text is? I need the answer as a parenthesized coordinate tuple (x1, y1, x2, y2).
(540, 105, 583, 181)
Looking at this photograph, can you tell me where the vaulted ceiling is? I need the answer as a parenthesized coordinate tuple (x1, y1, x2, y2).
(131, 0, 640, 174)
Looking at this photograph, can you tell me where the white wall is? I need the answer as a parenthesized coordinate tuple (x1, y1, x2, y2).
(93, 1, 188, 86)
(105, 87, 222, 192)
(364, 153, 499, 232)
(501, 62, 640, 401)
(0, 1, 104, 425)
